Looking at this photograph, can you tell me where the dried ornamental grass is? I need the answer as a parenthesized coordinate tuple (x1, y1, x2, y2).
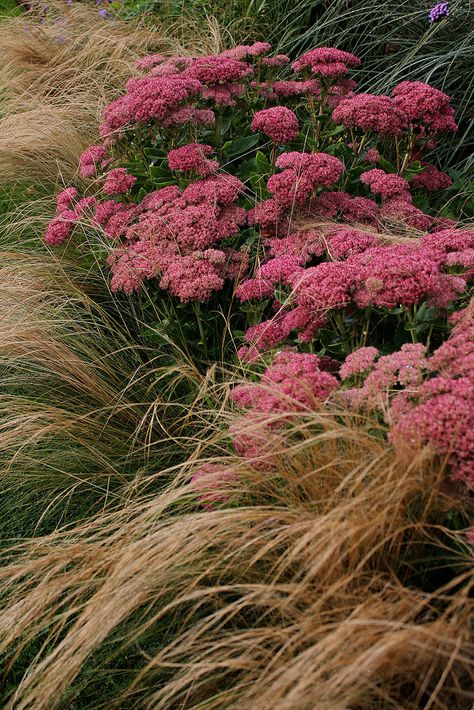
(0, 407, 472, 708)
(0, 242, 209, 535)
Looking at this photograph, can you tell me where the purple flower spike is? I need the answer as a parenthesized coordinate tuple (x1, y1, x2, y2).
(98, 8, 109, 17)
(428, 2, 450, 22)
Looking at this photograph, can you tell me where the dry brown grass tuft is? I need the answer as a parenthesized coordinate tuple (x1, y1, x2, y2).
(0, 2, 222, 185)
(0, 244, 202, 531)
(0, 404, 471, 708)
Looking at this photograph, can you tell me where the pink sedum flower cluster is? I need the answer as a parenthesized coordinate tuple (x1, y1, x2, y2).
(338, 303, 474, 486)
(103, 168, 137, 195)
(339, 346, 379, 379)
(45, 187, 97, 245)
(380, 200, 435, 231)
(360, 169, 411, 201)
(236, 254, 303, 302)
(100, 75, 205, 137)
(411, 163, 452, 191)
(342, 343, 429, 407)
(185, 55, 253, 84)
(326, 227, 379, 259)
(191, 463, 237, 508)
(262, 54, 290, 67)
(267, 79, 321, 99)
(251, 106, 299, 144)
(348, 243, 465, 309)
(167, 143, 218, 176)
(266, 152, 344, 208)
(332, 94, 408, 135)
(392, 81, 458, 134)
(220, 42, 271, 60)
(230, 351, 340, 467)
(79, 145, 108, 178)
(332, 81, 457, 140)
(183, 55, 253, 106)
(365, 148, 380, 164)
(135, 53, 165, 71)
(292, 47, 361, 78)
(232, 350, 339, 413)
(106, 172, 247, 300)
(237, 230, 470, 350)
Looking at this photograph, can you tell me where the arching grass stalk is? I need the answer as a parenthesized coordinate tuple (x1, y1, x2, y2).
(193, 300, 210, 361)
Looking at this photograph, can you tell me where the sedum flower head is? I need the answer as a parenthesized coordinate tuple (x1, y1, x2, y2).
(103, 168, 136, 195)
(251, 106, 299, 143)
(392, 80, 457, 134)
(332, 93, 408, 135)
(167, 143, 219, 176)
(292, 47, 361, 78)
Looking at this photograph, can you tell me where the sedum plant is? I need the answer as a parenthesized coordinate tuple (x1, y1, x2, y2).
(44, 43, 472, 368)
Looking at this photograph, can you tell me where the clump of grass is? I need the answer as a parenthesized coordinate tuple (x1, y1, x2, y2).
(0, 401, 471, 708)
(0, 5, 147, 184)
(0, 232, 212, 537)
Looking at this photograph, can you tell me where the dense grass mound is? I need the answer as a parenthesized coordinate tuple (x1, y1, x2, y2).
(0, 244, 200, 537)
(0, 405, 472, 708)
